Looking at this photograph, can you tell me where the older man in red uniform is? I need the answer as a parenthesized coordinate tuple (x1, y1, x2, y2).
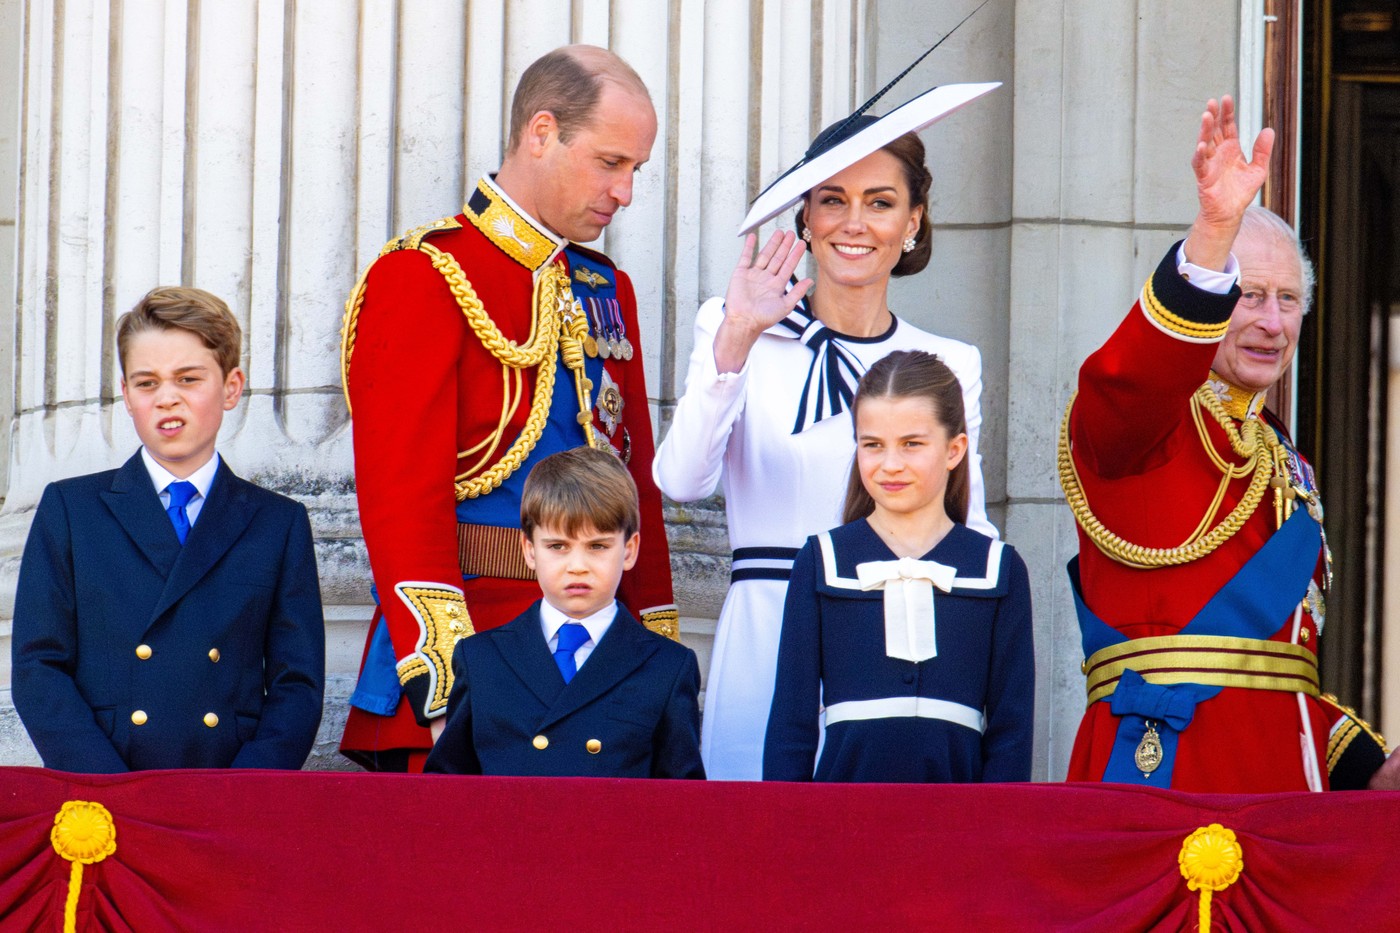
(1061, 97, 1396, 791)
(340, 46, 677, 771)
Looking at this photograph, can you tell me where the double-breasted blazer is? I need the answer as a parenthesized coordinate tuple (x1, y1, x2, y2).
(11, 451, 325, 772)
(424, 602, 703, 779)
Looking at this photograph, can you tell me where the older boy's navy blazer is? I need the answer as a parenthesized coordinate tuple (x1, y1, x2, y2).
(11, 451, 325, 773)
(424, 601, 704, 778)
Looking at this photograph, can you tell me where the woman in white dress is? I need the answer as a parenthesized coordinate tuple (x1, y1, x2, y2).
(654, 107, 998, 780)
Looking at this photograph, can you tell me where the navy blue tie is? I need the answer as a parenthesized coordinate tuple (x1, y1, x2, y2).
(165, 481, 197, 544)
(553, 623, 590, 684)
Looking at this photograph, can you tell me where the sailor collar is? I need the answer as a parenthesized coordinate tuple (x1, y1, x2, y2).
(1204, 371, 1268, 422)
(463, 175, 566, 274)
(814, 521, 1008, 600)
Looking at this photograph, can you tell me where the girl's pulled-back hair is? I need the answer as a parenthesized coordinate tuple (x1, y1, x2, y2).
(841, 350, 969, 525)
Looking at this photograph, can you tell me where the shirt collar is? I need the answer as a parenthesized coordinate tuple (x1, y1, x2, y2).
(140, 448, 221, 499)
(539, 598, 617, 646)
(462, 174, 566, 274)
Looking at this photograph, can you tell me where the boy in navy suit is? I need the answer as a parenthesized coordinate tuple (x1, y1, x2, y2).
(11, 287, 325, 772)
(424, 447, 703, 778)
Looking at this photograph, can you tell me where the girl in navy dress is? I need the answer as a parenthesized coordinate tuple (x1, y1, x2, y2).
(763, 350, 1033, 782)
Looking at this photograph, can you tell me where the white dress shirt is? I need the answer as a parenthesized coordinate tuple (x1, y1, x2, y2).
(539, 599, 617, 672)
(140, 449, 221, 528)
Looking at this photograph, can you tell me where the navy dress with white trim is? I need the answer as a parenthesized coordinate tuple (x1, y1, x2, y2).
(764, 520, 1033, 783)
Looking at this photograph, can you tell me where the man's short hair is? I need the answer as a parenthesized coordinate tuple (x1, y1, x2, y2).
(116, 287, 243, 377)
(520, 446, 640, 540)
(1238, 206, 1317, 315)
(506, 45, 648, 152)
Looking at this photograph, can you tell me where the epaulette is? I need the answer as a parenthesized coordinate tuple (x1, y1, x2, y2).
(381, 215, 463, 254)
(1321, 693, 1391, 790)
(341, 216, 464, 414)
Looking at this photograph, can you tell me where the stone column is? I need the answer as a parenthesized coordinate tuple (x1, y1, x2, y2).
(1005, 0, 1245, 779)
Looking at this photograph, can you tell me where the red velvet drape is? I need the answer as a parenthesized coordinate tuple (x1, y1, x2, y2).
(1, 768, 1395, 931)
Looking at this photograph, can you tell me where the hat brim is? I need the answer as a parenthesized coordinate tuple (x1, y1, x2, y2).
(737, 82, 1002, 237)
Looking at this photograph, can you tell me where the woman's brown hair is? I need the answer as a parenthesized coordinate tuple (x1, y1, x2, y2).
(841, 350, 968, 525)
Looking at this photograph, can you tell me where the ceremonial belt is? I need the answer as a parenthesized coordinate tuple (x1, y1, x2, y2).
(730, 546, 800, 583)
(823, 697, 985, 734)
(458, 523, 535, 580)
(1069, 507, 1323, 787)
(1083, 634, 1319, 706)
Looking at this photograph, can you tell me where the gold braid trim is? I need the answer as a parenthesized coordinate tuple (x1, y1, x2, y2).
(1058, 384, 1281, 569)
(343, 225, 599, 502)
(452, 262, 566, 500)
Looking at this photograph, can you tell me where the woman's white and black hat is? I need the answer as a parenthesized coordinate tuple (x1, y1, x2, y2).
(737, 1, 1001, 237)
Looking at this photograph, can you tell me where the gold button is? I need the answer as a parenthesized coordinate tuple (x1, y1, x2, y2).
(586, 739, 602, 755)
(532, 735, 549, 750)
(1300, 628, 1311, 643)
(449, 620, 466, 634)
(203, 712, 219, 728)
(131, 710, 148, 726)
(208, 648, 220, 663)
(135, 644, 152, 660)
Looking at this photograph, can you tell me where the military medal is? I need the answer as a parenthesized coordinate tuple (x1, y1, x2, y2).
(583, 299, 610, 359)
(595, 369, 624, 436)
(1135, 720, 1163, 776)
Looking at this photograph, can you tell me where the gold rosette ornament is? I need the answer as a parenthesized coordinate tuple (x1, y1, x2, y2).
(51, 800, 117, 932)
(1178, 823, 1243, 933)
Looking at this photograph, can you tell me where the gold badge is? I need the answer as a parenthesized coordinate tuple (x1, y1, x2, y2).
(1135, 720, 1163, 776)
(596, 369, 624, 437)
(575, 267, 609, 290)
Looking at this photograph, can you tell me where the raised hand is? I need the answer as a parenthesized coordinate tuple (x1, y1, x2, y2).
(712, 230, 814, 373)
(1184, 96, 1275, 271)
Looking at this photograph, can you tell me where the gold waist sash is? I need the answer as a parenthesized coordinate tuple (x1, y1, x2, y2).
(1084, 634, 1319, 707)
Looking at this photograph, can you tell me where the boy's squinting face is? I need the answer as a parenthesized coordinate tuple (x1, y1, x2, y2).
(522, 522, 639, 620)
(121, 328, 245, 478)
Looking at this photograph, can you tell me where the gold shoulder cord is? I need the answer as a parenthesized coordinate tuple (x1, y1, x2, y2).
(341, 223, 598, 503)
(1057, 385, 1284, 570)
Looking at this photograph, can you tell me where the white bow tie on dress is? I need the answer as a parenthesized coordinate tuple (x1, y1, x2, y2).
(855, 557, 957, 662)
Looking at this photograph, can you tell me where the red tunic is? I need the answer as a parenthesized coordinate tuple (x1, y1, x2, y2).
(1064, 245, 1330, 792)
(339, 177, 676, 765)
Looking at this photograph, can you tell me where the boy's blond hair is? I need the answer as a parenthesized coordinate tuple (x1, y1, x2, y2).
(116, 286, 242, 377)
(521, 446, 640, 539)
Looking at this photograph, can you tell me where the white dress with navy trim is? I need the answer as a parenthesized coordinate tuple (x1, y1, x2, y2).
(764, 520, 1032, 783)
(654, 297, 997, 780)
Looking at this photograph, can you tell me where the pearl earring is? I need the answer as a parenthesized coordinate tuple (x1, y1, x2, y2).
(902, 236, 916, 253)
(802, 227, 812, 243)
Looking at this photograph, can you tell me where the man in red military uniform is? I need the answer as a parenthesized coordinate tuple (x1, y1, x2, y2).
(340, 45, 678, 771)
(1061, 96, 1398, 791)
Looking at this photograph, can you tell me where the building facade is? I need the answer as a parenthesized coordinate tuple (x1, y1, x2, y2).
(0, 0, 1266, 777)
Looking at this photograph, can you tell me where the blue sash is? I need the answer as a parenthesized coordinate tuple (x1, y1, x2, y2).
(1069, 507, 1321, 787)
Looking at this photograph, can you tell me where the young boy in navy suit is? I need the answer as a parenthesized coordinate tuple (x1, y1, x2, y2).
(424, 446, 703, 778)
(11, 287, 325, 772)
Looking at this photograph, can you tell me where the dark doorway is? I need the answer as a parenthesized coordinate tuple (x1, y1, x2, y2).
(1298, 0, 1400, 729)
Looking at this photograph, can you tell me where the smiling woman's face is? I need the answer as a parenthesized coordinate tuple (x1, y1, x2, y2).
(803, 149, 923, 291)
